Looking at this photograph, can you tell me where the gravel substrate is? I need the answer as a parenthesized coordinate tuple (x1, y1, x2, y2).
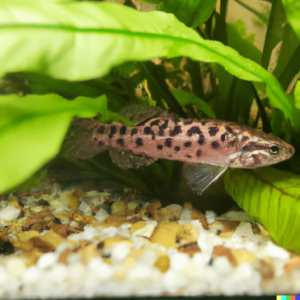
(0, 182, 299, 298)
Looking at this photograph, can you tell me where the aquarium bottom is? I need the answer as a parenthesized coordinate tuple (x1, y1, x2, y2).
(0, 180, 299, 298)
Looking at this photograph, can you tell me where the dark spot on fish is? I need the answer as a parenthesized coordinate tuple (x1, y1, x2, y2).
(108, 126, 116, 139)
(209, 127, 219, 136)
(187, 126, 202, 137)
(169, 155, 173, 158)
(184, 141, 192, 148)
(162, 119, 169, 129)
(242, 136, 249, 142)
(221, 133, 228, 142)
(175, 146, 180, 151)
(288, 147, 293, 154)
(120, 126, 127, 135)
(136, 138, 143, 147)
(150, 119, 160, 127)
(130, 128, 138, 136)
(211, 141, 220, 148)
(201, 121, 207, 126)
(151, 132, 155, 140)
(158, 126, 165, 136)
(184, 120, 193, 125)
(196, 150, 202, 157)
(93, 137, 98, 141)
(116, 138, 124, 147)
(97, 125, 105, 134)
(198, 134, 205, 145)
(186, 154, 192, 158)
(229, 140, 237, 147)
(164, 138, 172, 147)
(170, 125, 182, 136)
(173, 118, 180, 125)
(226, 126, 234, 134)
(144, 127, 151, 135)
(98, 141, 105, 146)
(157, 145, 163, 150)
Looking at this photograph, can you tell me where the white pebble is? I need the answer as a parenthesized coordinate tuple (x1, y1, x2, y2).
(179, 208, 192, 224)
(265, 241, 290, 259)
(169, 252, 190, 271)
(0, 206, 20, 221)
(6, 257, 27, 277)
(37, 252, 58, 269)
(205, 211, 217, 223)
(21, 266, 41, 285)
(79, 201, 91, 213)
(213, 256, 233, 274)
(232, 222, 253, 239)
(133, 221, 157, 238)
(110, 242, 131, 264)
(95, 208, 109, 221)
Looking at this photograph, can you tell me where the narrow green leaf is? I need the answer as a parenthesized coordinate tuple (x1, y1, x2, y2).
(139, 61, 187, 117)
(273, 23, 300, 79)
(261, 0, 286, 69)
(158, 0, 217, 28)
(277, 44, 300, 91)
(170, 89, 216, 118)
(225, 167, 300, 253)
(282, 0, 300, 39)
(0, 1, 298, 127)
(295, 80, 300, 109)
(0, 94, 112, 192)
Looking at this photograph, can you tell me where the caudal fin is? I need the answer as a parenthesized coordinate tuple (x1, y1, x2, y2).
(61, 118, 109, 159)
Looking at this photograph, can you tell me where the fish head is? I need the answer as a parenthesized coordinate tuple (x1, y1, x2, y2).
(229, 130, 294, 168)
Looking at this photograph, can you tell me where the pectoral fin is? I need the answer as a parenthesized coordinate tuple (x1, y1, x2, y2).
(182, 163, 228, 195)
(109, 148, 157, 169)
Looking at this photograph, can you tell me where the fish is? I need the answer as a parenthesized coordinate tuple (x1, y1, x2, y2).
(62, 106, 295, 194)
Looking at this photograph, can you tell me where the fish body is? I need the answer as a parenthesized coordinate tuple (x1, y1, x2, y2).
(89, 117, 294, 168)
(63, 111, 294, 194)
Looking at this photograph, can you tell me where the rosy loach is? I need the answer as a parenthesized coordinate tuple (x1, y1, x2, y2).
(63, 117, 294, 194)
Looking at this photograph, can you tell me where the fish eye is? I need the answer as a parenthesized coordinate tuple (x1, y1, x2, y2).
(270, 146, 279, 155)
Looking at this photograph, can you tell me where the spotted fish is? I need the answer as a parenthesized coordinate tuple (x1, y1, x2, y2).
(62, 107, 294, 194)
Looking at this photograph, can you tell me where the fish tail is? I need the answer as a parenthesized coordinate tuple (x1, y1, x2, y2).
(61, 118, 110, 159)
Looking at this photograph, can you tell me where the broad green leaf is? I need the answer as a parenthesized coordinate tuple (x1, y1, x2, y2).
(282, 0, 300, 39)
(261, 0, 286, 69)
(0, 1, 298, 127)
(158, 0, 217, 28)
(225, 167, 300, 253)
(0, 94, 122, 193)
(170, 89, 216, 118)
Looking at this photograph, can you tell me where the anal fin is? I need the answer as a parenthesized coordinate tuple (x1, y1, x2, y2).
(182, 163, 228, 195)
(109, 148, 157, 170)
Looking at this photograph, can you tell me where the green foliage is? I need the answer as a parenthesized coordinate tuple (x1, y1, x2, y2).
(158, 0, 217, 28)
(1, 0, 300, 250)
(225, 168, 300, 253)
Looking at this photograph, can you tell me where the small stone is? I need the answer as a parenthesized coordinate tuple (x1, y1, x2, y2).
(37, 252, 58, 269)
(6, 257, 27, 277)
(79, 201, 91, 213)
(111, 200, 127, 215)
(0, 206, 20, 221)
(95, 208, 109, 221)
